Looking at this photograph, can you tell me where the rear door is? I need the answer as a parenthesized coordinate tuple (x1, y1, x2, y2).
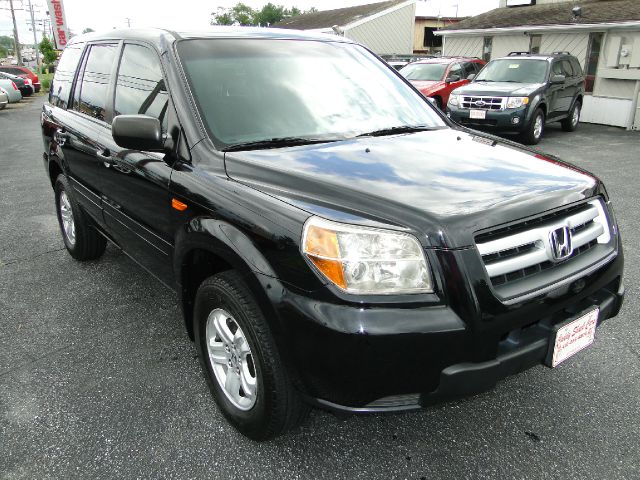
(98, 41, 175, 286)
(54, 42, 119, 225)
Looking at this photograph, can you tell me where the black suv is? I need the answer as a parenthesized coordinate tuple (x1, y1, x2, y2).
(42, 30, 624, 440)
(447, 52, 585, 144)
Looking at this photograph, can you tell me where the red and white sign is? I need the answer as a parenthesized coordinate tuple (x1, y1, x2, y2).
(46, 0, 71, 49)
(551, 309, 599, 367)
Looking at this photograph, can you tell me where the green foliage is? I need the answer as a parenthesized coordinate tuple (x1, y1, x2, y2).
(39, 37, 58, 65)
(82, 28, 95, 34)
(211, 2, 314, 27)
(0, 36, 14, 57)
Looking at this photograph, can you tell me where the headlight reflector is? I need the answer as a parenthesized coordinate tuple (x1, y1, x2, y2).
(302, 217, 433, 294)
(448, 94, 460, 107)
(506, 96, 529, 109)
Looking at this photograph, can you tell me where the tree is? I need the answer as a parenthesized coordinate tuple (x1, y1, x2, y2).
(39, 37, 57, 65)
(0, 35, 14, 57)
(211, 3, 313, 27)
(82, 28, 95, 34)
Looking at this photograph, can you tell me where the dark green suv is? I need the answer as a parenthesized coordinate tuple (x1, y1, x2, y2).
(447, 52, 585, 144)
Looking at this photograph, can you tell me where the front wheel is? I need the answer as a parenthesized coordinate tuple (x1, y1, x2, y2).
(521, 108, 545, 145)
(561, 101, 581, 132)
(194, 271, 308, 440)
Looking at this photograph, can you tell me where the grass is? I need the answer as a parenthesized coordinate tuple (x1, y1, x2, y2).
(39, 72, 53, 92)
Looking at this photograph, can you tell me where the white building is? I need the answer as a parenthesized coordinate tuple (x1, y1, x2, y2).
(436, 0, 640, 130)
(274, 0, 416, 55)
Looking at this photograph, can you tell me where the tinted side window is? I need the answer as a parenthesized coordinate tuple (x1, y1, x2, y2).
(75, 44, 117, 121)
(449, 63, 463, 79)
(462, 62, 476, 79)
(114, 44, 169, 131)
(561, 60, 574, 77)
(570, 58, 583, 76)
(50, 44, 84, 108)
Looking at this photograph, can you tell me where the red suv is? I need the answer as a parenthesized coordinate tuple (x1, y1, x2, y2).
(400, 57, 485, 109)
(0, 66, 41, 93)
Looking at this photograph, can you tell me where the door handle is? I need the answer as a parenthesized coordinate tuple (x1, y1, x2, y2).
(96, 148, 115, 166)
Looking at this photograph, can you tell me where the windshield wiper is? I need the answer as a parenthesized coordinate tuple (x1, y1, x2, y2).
(222, 137, 338, 152)
(356, 125, 437, 137)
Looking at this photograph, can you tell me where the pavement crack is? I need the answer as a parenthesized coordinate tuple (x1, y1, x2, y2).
(1, 247, 66, 267)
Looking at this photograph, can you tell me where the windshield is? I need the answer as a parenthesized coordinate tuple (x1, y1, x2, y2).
(177, 39, 445, 147)
(400, 63, 447, 81)
(475, 59, 548, 83)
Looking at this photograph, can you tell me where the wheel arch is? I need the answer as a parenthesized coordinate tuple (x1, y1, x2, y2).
(48, 155, 64, 188)
(174, 218, 284, 342)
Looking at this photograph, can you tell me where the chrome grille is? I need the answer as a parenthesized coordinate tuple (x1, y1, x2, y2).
(461, 96, 505, 110)
(476, 199, 614, 301)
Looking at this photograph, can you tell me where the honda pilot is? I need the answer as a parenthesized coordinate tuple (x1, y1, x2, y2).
(42, 29, 624, 440)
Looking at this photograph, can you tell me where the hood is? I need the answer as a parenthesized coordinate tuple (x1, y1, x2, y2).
(454, 81, 543, 97)
(409, 80, 442, 92)
(224, 129, 599, 248)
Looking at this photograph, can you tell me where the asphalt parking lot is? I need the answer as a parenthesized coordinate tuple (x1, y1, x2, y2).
(1, 95, 638, 479)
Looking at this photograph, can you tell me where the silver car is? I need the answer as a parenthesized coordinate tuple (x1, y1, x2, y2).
(0, 78, 22, 103)
(0, 87, 8, 109)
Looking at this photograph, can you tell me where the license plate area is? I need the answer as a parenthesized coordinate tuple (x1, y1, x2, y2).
(470, 109, 486, 119)
(545, 308, 599, 367)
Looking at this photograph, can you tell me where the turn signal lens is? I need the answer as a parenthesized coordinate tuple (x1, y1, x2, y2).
(171, 198, 188, 211)
(302, 217, 433, 295)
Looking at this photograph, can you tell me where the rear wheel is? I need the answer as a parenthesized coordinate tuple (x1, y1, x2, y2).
(194, 271, 309, 440)
(561, 101, 581, 132)
(521, 108, 545, 145)
(54, 175, 106, 261)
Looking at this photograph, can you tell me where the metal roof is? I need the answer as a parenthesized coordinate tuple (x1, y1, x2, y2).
(441, 0, 640, 31)
(273, 0, 408, 30)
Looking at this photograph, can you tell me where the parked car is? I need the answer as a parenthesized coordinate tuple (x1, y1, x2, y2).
(42, 29, 623, 440)
(0, 78, 22, 103)
(0, 87, 8, 109)
(447, 52, 585, 144)
(0, 71, 33, 97)
(0, 65, 41, 92)
(400, 57, 485, 109)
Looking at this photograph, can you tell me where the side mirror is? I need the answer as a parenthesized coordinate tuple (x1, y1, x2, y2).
(550, 74, 566, 84)
(446, 74, 461, 83)
(112, 115, 163, 151)
(467, 73, 476, 81)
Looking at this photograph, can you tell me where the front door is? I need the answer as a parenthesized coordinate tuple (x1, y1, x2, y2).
(99, 42, 175, 286)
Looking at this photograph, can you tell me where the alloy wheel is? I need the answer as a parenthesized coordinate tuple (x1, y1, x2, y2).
(206, 308, 257, 411)
(59, 191, 76, 245)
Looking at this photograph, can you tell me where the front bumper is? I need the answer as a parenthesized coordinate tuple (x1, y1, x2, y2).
(273, 247, 624, 413)
(448, 105, 530, 132)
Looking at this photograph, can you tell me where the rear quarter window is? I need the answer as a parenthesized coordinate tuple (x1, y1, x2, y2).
(50, 44, 84, 108)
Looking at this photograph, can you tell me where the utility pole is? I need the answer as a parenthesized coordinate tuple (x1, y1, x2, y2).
(125, 17, 131, 28)
(26, 0, 41, 70)
(8, 0, 23, 66)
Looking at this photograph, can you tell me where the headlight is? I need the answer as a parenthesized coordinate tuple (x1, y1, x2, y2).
(448, 94, 460, 107)
(302, 217, 433, 294)
(506, 97, 529, 109)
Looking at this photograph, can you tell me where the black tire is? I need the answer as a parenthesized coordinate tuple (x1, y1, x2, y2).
(54, 174, 106, 261)
(561, 101, 581, 132)
(521, 108, 545, 145)
(194, 271, 309, 441)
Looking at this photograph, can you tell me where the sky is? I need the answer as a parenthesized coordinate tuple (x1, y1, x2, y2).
(1, 0, 499, 48)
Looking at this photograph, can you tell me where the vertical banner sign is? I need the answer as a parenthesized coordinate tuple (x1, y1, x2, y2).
(46, 0, 70, 49)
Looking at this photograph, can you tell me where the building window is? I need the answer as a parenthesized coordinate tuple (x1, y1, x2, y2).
(483, 37, 493, 62)
(423, 27, 442, 48)
(584, 32, 604, 93)
(529, 35, 542, 54)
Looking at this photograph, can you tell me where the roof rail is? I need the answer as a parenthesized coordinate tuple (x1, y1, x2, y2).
(508, 51, 530, 56)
